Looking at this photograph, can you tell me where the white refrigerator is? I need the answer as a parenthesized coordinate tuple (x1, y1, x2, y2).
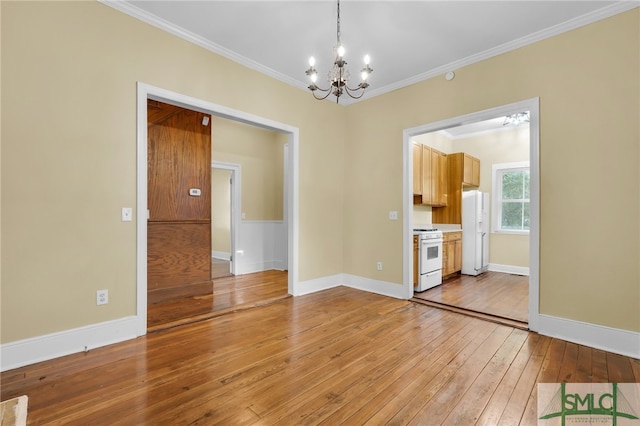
(462, 190, 489, 276)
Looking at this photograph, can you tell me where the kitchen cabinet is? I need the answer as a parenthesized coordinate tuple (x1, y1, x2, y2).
(433, 152, 480, 224)
(434, 149, 448, 206)
(413, 143, 422, 198)
(442, 231, 462, 278)
(413, 144, 447, 207)
(463, 153, 480, 187)
(413, 235, 419, 286)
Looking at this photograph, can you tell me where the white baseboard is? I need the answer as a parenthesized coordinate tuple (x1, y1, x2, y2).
(538, 314, 640, 359)
(488, 263, 529, 276)
(236, 260, 286, 275)
(0, 316, 140, 372)
(295, 273, 406, 300)
(295, 273, 344, 296)
(342, 274, 405, 299)
(211, 251, 231, 261)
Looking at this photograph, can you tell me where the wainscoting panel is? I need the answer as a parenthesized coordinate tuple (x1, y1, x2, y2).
(235, 221, 286, 275)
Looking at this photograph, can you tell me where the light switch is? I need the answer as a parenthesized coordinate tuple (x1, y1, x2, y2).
(189, 188, 202, 197)
(121, 207, 133, 222)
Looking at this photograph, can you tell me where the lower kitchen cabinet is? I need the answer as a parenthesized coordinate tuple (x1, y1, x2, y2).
(442, 231, 462, 278)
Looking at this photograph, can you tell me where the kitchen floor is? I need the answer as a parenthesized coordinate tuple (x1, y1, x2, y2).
(412, 271, 528, 327)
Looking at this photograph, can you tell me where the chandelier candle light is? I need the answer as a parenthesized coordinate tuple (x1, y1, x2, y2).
(305, 0, 373, 102)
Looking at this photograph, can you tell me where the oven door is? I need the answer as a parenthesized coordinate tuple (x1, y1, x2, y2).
(420, 238, 443, 274)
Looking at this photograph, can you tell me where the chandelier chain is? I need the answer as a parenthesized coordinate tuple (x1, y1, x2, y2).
(336, 0, 341, 45)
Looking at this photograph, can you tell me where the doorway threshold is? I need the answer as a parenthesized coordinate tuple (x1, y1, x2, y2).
(148, 293, 292, 333)
(411, 298, 529, 331)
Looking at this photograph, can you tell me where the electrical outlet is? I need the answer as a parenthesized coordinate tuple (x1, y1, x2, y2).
(96, 289, 108, 305)
(121, 207, 133, 222)
(389, 211, 398, 220)
(377, 262, 383, 271)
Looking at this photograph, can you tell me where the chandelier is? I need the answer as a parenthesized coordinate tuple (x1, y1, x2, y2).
(503, 112, 530, 126)
(305, 0, 373, 102)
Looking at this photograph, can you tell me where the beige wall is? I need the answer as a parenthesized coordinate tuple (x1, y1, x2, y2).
(1, 2, 638, 345)
(211, 168, 231, 255)
(344, 9, 639, 332)
(1, 1, 345, 342)
(212, 118, 284, 221)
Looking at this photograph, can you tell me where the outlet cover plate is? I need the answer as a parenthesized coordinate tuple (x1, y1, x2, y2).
(96, 289, 108, 305)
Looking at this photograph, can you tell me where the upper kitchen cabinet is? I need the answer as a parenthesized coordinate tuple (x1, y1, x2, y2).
(413, 143, 422, 199)
(433, 152, 481, 224)
(462, 153, 481, 187)
(413, 143, 447, 207)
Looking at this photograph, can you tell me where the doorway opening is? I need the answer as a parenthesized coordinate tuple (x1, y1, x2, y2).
(211, 164, 237, 279)
(136, 83, 299, 336)
(403, 98, 540, 331)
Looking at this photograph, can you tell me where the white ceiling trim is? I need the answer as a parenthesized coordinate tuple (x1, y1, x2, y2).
(101, 1, 637, 106)
(100, 0, 308, 92)
(358, 1, 638, 104)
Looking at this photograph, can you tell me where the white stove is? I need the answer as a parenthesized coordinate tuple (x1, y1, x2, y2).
(414, 228, 444, 291)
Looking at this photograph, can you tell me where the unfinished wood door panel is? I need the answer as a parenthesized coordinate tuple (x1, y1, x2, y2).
(147, 222, 211, 290)
(148, 102, 211, 222)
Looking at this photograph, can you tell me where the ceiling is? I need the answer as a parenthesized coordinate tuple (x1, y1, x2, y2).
(106, 1, 633, 106)
(104, 1, 633, 135)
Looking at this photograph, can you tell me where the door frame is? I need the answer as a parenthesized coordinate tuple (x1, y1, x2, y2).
(136, 82, 299, 336)
(402, 97, 540, 331)
(211, 161, 240, 276)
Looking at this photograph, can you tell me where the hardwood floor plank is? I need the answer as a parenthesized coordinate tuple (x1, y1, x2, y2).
(631, 358, 640, 382)
(441, 328, 530, 425)
(401, 326, 514, 425)
(591, 348, 609, 382)
(607, 352, 636, 382)
(557, 341, 579, 382)
(574, 345, 593, 382)
(2, 285, 637, 426)
(365, 321, 502, 424)
(536, 338, 566, 383)
(495, 335, 552, 426)
(474, 332, 544, 425)
(320, 312, 477, 425)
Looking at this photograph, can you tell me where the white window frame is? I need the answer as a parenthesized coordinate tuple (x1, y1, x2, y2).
(492, 161, 530, 235)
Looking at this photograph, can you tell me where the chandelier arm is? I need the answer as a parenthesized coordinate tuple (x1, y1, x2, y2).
(311, 88, 334, 101)
(343, 85, 368, 100)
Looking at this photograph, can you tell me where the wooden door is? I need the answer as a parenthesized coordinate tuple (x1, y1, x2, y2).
(147, 100, 212, 293)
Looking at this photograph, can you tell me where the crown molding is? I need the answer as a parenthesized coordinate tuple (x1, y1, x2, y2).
(99, 0, 309, 92)
(100, 1, 638, 106)
(362, 1, 639, 103)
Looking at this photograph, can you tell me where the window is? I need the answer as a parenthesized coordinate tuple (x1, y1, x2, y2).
(492, 162, 530, 234)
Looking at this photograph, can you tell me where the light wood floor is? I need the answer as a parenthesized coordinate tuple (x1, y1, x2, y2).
(2, 286, 638, 425)
(413, 271, 529, 326)
(147, 270, 289, 332)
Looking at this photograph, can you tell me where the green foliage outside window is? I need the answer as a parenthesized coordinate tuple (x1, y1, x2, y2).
(501, 170, 530, 231)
